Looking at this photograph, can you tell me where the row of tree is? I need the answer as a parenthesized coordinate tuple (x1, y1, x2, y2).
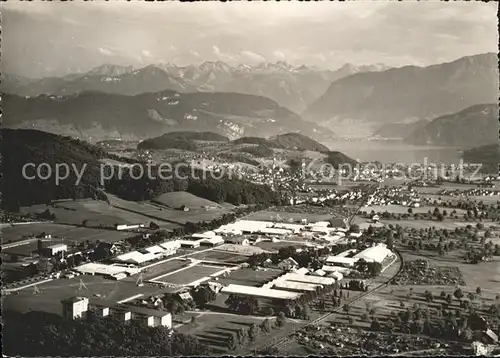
(3, 311, 209, 357)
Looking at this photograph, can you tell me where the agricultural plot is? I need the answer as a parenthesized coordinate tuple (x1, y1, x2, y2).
(2, 223, 79, 243)
(393, 259, 465, 286)
(152, 264, 226, 285)
(2, 223, 134, 247)
(137, 259, 192, 281)
(255, 240, 307, 252)
(245, 210, 336, 223)
(215, 267, 283, 287)
(187, 250, 249, 264)
(380, 219, 471, 230)
(2, 275, 172, 316)
(152, 192, 221, 210)
(20, 201, 145, 227)
(106, 193, 233, 226)
(176, 311, 301, 355)
(367, 204, 467, 216)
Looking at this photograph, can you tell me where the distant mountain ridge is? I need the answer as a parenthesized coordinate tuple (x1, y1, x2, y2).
(304, 53, 499, 135)
(404, 103, 499, 148)
(463, 143, 500, 173)
(373, 119, 430, 139)
(2, 61, 390, 113)
(138, 131, 331, 153)
(2, 90, 336, 142)
(270, 133, 331, 152)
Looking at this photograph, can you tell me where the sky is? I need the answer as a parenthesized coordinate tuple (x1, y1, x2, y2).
(2, 1, 498, 78)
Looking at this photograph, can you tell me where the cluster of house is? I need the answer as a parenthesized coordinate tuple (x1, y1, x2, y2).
(364, 186, 422, 208)
(61, 296, 172, 328)
(211, 219, 358, 246)
(438, 188, 500, 198)
(218, 243, 393, 303)
(322, 243, 394, 273)
(220, 269, 342, 302)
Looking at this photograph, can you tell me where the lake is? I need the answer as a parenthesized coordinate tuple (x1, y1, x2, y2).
(326, 140, 462, 165)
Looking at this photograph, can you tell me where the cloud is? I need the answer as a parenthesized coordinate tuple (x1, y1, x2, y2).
(240, 51, 266, 64)
(1, 1, 497, 77)
(272, 50, 286, 61)
(212, 46, 221, 57)
(98, 47, 113, 56)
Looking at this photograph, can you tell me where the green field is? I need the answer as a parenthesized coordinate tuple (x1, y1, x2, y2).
(187, 250, 249, 263)
(216, 267, 283, 287)
(367, 204, 467, 216)
(137, 259, 192, 281)
(153, 264, 226, 285)
(2, 223, 134, 246)
(245, 210, 335, 223)
(152, 192, 221, 210)
(2, 275, 174, 316)
(176, 311, 302, 355)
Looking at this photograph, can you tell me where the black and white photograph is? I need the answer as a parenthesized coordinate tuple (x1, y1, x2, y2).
(1, 1, 499, 356)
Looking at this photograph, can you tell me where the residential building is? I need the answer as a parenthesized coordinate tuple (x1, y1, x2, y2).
(41, 243, 68, 257)
(61, 296, 89, 319)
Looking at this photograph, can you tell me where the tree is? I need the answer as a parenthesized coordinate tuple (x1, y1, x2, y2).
(453, 288, 464, 301)
(192, 286, 216, 309)
(407, 208, 413, 214)
(249, 323, 258, 342)
(350, 223, 360, 233)
(476, 287, 481, 295)
(386, 231, 394, 250)
(425, 291, 434, 303)
(276, 312, 286, 328)
(236, 328, 247, 345)
(370, 318, 381, 331)
(260, 318, 271, 334)
(302, 304, 311, 320)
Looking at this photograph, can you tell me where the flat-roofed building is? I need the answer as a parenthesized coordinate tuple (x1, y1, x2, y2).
(159, 240, 181, 255)
(273, 280, 321, 293)
(353, 243, 392, 263)
(75, 262, 140, 277)
(325, 255, 358, 268)
(200, 236, 225, 247)
(221, 284, 300, 300)
(284, 273, 336, 286)
(42, 243, 68, 257)
(259, 228, 291, 236)
(61, 296, 89, 320)
(178, 239, 202, 248)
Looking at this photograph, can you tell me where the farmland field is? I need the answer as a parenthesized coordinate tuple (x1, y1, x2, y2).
(245, 210, 335, 223)
(2, 223, 134, 246)
(136, 259, 192, 281)
(2, 223, 80, 243)
(2, 274, 175, 316)
(152, 192, 221, 209)
(366, 204, 467, 216)
(106, 193, 233, 226)
(215, 267, 283, 287)
(176, 310, 302, 355)
(187, 250, 249, 263)
(152, 264, 226, 285)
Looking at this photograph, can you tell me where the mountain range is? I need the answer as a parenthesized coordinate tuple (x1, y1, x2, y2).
(2, 61, 390, 113)
(2, 91, 335, 142)
(304, 53, 499, 137)
(404, 103, 499, 148)
(463, 143, 500, 174)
